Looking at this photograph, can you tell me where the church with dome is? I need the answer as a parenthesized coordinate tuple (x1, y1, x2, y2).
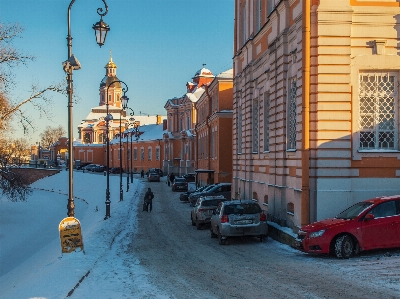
(77, 55, 165, 144)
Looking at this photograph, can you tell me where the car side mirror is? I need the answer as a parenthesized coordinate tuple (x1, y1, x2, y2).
(364, 213, 375, 221)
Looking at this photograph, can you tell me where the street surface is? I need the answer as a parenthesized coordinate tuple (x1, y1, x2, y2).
(127, 176, 400, 299)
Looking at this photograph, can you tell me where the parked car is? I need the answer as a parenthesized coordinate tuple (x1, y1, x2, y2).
(147, 168, 163, 177)
(183, 174, 196, 182)
(210, 200, 268, 245)
(93, 165, 105, 172)
(148, 172, 160, 182)
(180, 185, 208, 202)
(172, 177, 188, 192)
(109, 167, 123, 174)
(187, 184, 217, 204)
(84, 164, 99, 172)
(191, 195, 228, 230)
(296, 195, 400, 259)
(188, 183, 231, 205)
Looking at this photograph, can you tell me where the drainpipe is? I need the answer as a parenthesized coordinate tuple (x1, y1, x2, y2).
(301, 0, 311, 226)
(205, 85, 212, 184)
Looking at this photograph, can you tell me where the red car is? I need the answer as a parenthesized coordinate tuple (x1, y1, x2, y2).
(296, 195, 400, 259)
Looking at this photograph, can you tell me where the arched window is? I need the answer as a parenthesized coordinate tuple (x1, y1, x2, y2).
(83, 133, 91, 144)
(287, 202, 294, 215)
(252, 192, 258, 201)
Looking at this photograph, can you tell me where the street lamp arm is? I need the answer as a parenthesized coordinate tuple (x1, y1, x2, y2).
(97, 0, 109, 17)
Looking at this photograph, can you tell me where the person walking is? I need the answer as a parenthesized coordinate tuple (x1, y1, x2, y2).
(169, 173, 175, 184)
(141, 169, 145, 178)
(144, 187, 154, 212)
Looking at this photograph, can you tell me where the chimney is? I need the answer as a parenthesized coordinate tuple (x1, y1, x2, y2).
(163, 119, 167, 131)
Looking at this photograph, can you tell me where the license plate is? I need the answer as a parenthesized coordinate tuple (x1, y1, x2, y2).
(235, 219, 252, 225)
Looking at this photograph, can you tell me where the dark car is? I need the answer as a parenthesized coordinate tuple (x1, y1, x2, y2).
(172, 177, 188, 192)
(109, 167, 123, 174)
(183, 174, 196, 182)
(180, 185, 208, 202)
(93, 165, 105, 172)
(188, 183, 232, 205)
(296, 195, 400, 259)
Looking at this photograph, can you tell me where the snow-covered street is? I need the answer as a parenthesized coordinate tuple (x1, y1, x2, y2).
(0, 170, 399, 299)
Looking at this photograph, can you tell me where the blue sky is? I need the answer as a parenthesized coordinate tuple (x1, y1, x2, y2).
(0, 0, 234, 143)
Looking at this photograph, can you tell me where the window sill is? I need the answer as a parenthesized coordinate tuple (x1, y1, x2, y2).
(358, 150, 399, 153)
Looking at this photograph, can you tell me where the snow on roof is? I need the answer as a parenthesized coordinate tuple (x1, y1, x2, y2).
(110, 123, 166, 144)
(193, 67, 214, 78)
(216, 68, 233, 79)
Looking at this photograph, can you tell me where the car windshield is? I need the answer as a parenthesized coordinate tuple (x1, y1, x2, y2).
(224, 203, 261, 215)
(335, 202, 374, 220)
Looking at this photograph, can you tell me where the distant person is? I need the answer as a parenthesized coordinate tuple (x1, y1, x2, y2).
(141, 169, 145, 178)
(144, 188, 154, 212)
(167, 174, 171, 186)
(169, 173, 175, 183)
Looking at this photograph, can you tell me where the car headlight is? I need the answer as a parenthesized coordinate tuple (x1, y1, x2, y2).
(309, 230, 326, 238)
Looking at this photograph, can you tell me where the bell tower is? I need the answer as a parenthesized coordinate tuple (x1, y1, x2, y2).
(99, 51, 122, 107)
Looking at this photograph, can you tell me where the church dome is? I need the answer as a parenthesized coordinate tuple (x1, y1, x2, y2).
(100, 75, 121, 88)
(193, 67, 214, 79)
(104, 56, 117, 69)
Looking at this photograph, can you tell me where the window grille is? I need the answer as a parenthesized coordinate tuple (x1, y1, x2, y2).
(359, 72, 398, 150)
(263, 93, 270, 151)
(156, 148, 160, 161)
(141, 148, 144, 161)
(134, 148, 137, 160)
(287, 79, 297, 150)
(238, 109, 243, 154)
(148, 148, 152, 161)
(252, 98, 259, 153)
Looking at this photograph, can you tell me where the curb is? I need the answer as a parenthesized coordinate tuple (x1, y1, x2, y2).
(268, 222, 297, 249)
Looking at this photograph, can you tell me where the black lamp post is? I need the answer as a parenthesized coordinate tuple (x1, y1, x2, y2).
(63, 0, 109, 218)
(105, 80, 128, 219)
(125, 108, 135, 189)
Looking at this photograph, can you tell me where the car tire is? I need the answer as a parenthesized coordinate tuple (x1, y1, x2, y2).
(334, 234, 354, 259)
(218, 229, 226, 245)
(210, 227, 217, 238)
(196, 221, 202, 230)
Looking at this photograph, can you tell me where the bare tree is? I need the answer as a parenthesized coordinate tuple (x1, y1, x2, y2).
(0, 138, 31, 201)
(0, 21, 70, 135)
(40, 125, 66, 149)
(0, 21, 70, 201)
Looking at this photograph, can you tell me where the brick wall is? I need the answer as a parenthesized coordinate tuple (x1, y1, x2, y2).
(11, 168, 61, 185)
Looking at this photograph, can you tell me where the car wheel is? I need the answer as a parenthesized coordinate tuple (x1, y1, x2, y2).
(335, 234, 354, 259)
(218, 229, 226, 245)
(196, 221, 202, 230)
(210, 227, 217, 238)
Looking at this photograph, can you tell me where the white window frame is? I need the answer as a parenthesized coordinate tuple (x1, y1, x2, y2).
(287, 78, 297, 151)
(252, 98, 259, 153)
(358, 71, 399, 151)
(263, 92, 270, 152)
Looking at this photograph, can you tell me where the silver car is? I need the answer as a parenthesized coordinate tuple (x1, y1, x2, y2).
(210, 200, 268, 245)
(191, 195, 228, 230)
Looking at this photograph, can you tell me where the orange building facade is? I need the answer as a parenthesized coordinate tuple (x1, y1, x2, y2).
(233, 0, 400, 231)
(195, 69, 234, 186)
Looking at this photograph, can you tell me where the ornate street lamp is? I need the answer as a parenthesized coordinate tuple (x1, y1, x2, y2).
(105, 80, 128, 219)
(63, 0, 109, 218)
(124, 108, 135, 189)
